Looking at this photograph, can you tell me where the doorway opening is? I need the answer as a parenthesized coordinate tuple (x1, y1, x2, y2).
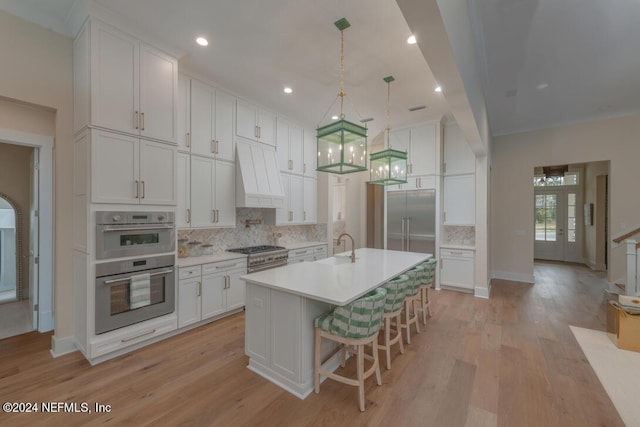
(0, 195, 20, 303)
(533, 161, 609, 270)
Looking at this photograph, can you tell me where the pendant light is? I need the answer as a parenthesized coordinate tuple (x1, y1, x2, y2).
(316, 18, 368, 174)
(369, 76, 408, 185)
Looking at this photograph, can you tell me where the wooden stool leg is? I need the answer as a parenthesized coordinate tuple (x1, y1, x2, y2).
(404, 300, 412, 344)
(421, 287, 428, 325)
(314, 329, 321, 393)
(413, 299, 421, 334)
(397, 312, 405, 354)
(373, 339, 382, 386)
(385, 316, 392, 370)
(357, 344, 365, 412)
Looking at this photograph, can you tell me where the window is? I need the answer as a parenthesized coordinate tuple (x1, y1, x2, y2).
(533, 171, 579, 187)
(535, 194, 557, 241)
(567, 193, 576, 243)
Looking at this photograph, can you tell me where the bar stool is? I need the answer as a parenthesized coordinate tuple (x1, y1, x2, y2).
(400, 266, 423, 344)
(417, 259, 437, 324)
(379, 274, 409, 370)
(314, 287, 387, 412)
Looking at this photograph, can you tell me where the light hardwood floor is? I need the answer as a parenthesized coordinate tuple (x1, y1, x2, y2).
(0, 262, 624, 426)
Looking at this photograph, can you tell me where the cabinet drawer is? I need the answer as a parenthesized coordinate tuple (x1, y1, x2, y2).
(90, 315, 177, 358)
(179, 265, 201, 279)
(440, 249, 474, 259)
(202, 259, 247, 275)
(289, 248, 311, 257)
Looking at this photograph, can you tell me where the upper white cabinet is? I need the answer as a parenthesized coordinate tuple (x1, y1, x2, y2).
(303, 177, 317, 224)
(176, 152, 191, 227)
(276, 118, 304, 174)
(77, 19, 177, 144)
(189, 79, 235, 161)
(91, 129, 176, 205)
(443, 174, 475, 225)
(389, 123, 437, 176)
(177, 75, 191, 150)
(186, 156, 235, 228)
(236, 99, 276, 146)
(443, 123, 475, 175)
(265, 173, 316, 225)
(303, 128, 317, 178)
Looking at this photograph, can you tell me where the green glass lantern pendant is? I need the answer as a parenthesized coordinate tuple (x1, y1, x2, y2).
(369, 76, 408, 185)
(316, 18, 368, 174)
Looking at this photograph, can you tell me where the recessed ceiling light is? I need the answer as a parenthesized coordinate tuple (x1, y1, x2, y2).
(284, 87, 293, 94)
(536, 83, 549, 90)
(434, 86, 442, 93)
(196, 37, 208, 47)
(331, 115, 339, 120)
(407, 35, 417, 45)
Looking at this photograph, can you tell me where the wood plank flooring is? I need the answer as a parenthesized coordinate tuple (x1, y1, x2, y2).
(0, 262, 624, 426)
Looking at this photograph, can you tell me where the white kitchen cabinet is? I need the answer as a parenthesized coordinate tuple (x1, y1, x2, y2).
(178, 259, 247, 329)
(387, 175, 437, 192)
(443, 123, 475, 175)
(236, 99, 276, 146)
(90, 129, 176, 205)
(190, 79, 235, 161)
(176, 152, 191, 228)
(443, 174, 475, 225)
(389, 123, 437, 176)
(440, 248, 474, 290)
(303, 128, 317, 178)
(288, 244, 328, 264)
(274, 173, 304, 224)
(86, 19, 177, 144)
(188, 156, 235, 228)
(276, 117, 304, 174)
(303, 177, 317, 224)
(177, 74, 191, 151)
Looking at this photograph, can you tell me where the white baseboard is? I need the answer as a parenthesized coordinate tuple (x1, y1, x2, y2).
(491, 270, 535, 284)
(474, 285, 490, 299)
(50, 335, 78, 358)
(39, 310, 54, 333)
(584, 258, 607, 271)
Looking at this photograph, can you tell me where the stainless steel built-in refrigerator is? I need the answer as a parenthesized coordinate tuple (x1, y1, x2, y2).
(386, 189, 436, 254)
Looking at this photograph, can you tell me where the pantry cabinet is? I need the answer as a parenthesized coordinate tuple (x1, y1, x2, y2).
(443, 123, 475, 175)
(79, 18, 177, 144)
(236, 99, 276, 146)
(90, 129, 176, 205)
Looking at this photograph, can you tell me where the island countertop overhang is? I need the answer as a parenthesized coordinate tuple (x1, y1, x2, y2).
(240, 248, 432, 305)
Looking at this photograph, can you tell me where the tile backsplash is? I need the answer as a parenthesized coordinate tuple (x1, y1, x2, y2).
(442, 225, 475, 246)
(178, 208, 328, 253)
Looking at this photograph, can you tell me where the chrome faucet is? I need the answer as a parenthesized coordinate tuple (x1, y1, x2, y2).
(337, 233, 356, 263)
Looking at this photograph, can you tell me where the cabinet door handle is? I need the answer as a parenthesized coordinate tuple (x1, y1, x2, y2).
(289, 211, 293, 221)
(288, 160, 293, 170)
(135, 180, 139, 199)
(211, 139, 215, 153)
(258, 126, 261, 139)
(216, 140, 220, 154)
(255, 126, 259, 138)
(225, 275, 230, 289)
(141, 181, 145, 199)
(303, 211, 306, 221)
(141, 112, 145, 131)
(303, 163, 307, 173)
(211, 210, 215, 223)
(121, 329, 156, 343)
(197, 282, 201, 296)
(187, 208, 191, 223)
(135, 111, 139, 130)
(186, 132, 191, 148)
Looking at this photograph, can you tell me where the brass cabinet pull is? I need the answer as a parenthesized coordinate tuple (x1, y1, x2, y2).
(186, 132, 191, 148)
(135, 180, 139, 198)
(197, 282, 201, 296)
(135, 111, 139, 130)
(141, 181, 146, 199)
(141, 112, 145, 130)
(187, 208, 191, 223)
(215, 140, 219, 154)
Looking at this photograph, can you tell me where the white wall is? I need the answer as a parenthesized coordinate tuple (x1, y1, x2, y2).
(491, 113, 640, 283)
(583, 161, 609, 270)
(0, 11, 74, 338)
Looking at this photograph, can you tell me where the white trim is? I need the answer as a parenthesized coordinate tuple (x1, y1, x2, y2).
(0, 128, 54, 334)
(491, 270, 535, 284)
(474, 286, 490, 299)
(585, 258, 607, 272)
(50, 335, 77, 357)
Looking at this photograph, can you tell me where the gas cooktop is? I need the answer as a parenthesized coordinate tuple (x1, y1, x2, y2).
(227, 245, 286, 255)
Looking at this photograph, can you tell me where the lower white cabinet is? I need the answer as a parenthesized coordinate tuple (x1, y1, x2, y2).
(440, 248, 474, 290)
(287, 244, 328, 264)
(178, 258, 247, 328)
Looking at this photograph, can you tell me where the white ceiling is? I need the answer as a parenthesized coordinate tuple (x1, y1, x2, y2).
(3, 0, 638, 139)
(0, 0, 447, 138)
(471, 0, 640, 136)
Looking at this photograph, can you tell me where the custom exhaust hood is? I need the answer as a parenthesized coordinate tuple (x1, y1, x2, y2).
(235, 140, 285, 208)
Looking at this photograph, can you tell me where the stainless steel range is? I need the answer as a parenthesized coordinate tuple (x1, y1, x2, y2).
(227, 245, 289, 273)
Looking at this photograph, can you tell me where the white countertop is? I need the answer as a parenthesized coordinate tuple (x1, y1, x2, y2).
(285, 241, 328, 250)
(177, 252, 247, 268)
(240, 248, 431, 305)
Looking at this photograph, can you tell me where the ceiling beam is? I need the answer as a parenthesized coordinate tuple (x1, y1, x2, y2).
(396, 0, 489, 156)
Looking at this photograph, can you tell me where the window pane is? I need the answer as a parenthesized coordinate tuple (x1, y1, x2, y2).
(568, 230, 576, 242)
(568, 193, 576, 205)
(568, 217, 576, 230)
(546, 229, 557, 241)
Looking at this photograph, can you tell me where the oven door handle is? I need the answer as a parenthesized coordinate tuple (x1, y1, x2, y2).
(102, 269, 174, 285)
(100, 226, 174, 232)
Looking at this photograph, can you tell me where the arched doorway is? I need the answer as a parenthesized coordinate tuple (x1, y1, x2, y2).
(0, 194, 20, 303)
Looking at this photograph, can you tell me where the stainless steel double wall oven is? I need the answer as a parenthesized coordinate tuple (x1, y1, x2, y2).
(95, 211, 176, 335)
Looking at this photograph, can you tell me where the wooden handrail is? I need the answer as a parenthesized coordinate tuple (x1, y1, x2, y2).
(636, 242, 640, 250)
(612, 226, 640, 243)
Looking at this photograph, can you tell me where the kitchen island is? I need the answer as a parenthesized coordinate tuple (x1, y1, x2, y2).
(241, 248, 431, 398)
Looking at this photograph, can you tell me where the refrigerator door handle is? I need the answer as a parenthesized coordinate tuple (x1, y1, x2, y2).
(401, 217, 405, 251)
(406, 217, 411, 251)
